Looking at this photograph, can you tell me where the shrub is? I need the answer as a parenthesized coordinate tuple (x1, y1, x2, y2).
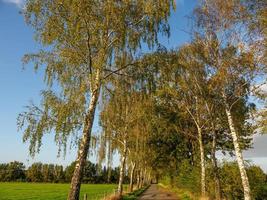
(220, 161, 267, 200)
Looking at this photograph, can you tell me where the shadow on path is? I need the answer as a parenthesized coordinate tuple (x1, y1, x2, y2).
(138, 184, 178, 200)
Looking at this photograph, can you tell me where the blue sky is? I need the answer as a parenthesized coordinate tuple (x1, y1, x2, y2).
(0, 0, 266, 171)
(0, 0, 195, 167)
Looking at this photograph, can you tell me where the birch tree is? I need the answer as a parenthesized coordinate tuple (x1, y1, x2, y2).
(18, 1, 175, 199)
(100, 81, 140, 195)
(194, 1, 265, 199)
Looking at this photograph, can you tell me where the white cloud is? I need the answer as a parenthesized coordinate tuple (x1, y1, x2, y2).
(2, 0, 25, 7)
(244, 134, 267, 158)
(260, 83, 267, 92)
(216, 134, 267, 172)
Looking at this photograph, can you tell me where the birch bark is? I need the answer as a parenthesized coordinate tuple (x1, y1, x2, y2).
(129, 162, 136, 192)
(68, 69, 101, 200)
(118, 139, 128, 196)
(225, 104, 251, 200)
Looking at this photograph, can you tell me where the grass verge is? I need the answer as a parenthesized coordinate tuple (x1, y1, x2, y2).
(158, 183, 194, 200)
(121, 185, 150, 200)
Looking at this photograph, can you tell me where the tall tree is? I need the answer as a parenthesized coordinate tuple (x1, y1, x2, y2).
(27, 162, 43, 182)
(176, 45, 210, 196)
(100, 85, 132, 195)
(100, 82, 146, 195)
(18, 1, 175, 199)
(194, 1, 265, 199)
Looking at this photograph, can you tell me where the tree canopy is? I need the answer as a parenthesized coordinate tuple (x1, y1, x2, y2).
(17, 0, 266, 199)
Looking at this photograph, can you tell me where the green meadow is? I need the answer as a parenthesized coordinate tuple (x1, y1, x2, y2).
(0, 183, 117, 200)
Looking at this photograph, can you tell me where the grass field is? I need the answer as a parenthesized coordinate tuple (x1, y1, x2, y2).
(0, 183, 118, 200)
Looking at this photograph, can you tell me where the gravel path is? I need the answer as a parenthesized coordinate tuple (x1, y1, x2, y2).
(138, 184, 178, 200)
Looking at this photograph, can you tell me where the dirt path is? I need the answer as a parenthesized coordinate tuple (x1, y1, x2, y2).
(138, 184, 178, 200)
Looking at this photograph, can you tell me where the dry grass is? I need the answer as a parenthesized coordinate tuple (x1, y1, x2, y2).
(102, 194, 121, 200)
(199, 197, 209, 200)
(158, 183, 196, 200)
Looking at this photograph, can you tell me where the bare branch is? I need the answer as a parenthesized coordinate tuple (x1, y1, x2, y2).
(102, 62, 139, 80)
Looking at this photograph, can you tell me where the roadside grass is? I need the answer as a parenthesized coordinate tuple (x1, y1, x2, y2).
(122, 185, 149, 200)
(158, 183, 194, 200)
(0, 182, 117, 200)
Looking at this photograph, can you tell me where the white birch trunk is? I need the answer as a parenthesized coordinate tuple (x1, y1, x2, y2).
(68, 69, 101, 200)
(197, 126, 206, 197)
(118, 139, 127, 196)
(129, 162, 136, 192)
(225, 105, 251, 200)
(136, 170, 141, 189)
(211, 132, 222, 200)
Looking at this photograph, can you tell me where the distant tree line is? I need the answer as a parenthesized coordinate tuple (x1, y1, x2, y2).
(0, 161, 123, 183)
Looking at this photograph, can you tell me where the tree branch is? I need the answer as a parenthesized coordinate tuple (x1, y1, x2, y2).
(102, 62, 139, 80)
